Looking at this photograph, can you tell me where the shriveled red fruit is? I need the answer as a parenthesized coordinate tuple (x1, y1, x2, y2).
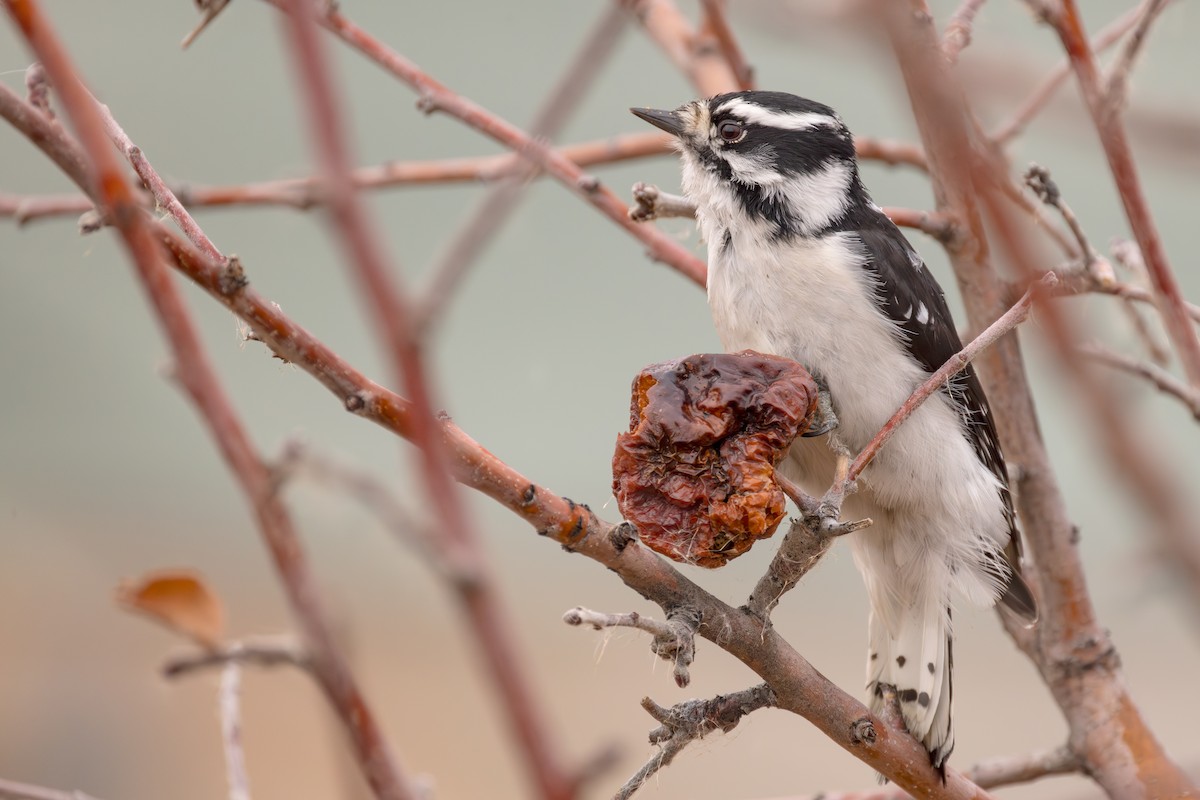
(612, 351, 818, 568)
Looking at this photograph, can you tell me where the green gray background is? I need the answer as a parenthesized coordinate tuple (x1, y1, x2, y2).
(1, 2, 1197, 798)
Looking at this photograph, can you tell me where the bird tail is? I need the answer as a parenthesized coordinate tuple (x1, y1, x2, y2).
(866, 600, 954, 771)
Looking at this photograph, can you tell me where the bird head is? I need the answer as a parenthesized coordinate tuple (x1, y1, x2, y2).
(631, 91, 863, 238)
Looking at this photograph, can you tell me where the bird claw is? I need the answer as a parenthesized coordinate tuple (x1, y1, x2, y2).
(801, 378, 839, 438)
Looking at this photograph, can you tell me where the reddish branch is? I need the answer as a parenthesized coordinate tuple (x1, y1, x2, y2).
(253, 0, 707, 287)
(417, 5, 628, 331)
(1044, 0, 1200, 390)
(698, 0, 754, 90)
(991, 0, 1153, 144)
(275, 2, 574, 798)
(886, 3, 1195, 797)
(0, 4, 417, 800)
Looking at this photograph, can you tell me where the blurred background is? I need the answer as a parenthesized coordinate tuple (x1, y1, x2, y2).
(1, 1, 1198, 798)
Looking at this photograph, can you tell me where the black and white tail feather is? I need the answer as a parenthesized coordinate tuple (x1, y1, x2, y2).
(632, 91, 1037, 772)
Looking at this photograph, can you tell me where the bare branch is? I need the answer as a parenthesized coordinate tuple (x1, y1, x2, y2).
(849, 273, 1055, 484)
(1104, 0, 1172, 117)
(0, 132, 676, 224)
(1040, 0, 1200, 389)
(1080, 342, 1200, 421)
(163, 637, 311, 679)
(564, 605, 698, 688)
(615, 685, 776, 800)
(275, 3, 573, 798)
(699, 0, 754, 90)
(0, 779, 104, 800)
(415, 5, 628, 331)
(259, 0, 707, 287)
(1023, 163, 1095, 265)
(941, 0, 988, 65)
(219, 664, 252, 800)
(628, 182, 696, 222)
(182, 0, 234, 48)
(991, 0, 1153, 144)
(0, 8, 418, 796)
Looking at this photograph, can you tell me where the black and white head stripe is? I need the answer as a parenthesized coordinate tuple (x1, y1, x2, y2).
(683, 91, 861, 237)
(712, 95, 841, 132)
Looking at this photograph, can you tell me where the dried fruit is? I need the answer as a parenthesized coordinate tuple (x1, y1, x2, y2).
(612, 351, 818, 567)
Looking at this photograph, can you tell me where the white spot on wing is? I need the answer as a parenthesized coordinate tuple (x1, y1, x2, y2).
(916, 303, 930, 324)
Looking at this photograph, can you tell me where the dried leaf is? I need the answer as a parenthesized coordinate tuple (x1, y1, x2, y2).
(116, 569, 225, 649)
(613, 351, 817, 567)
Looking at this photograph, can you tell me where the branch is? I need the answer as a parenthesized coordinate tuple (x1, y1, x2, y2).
(162, 637, 311, 679)
(884, 4, 1195, 796)
(273, 442, 468, 580)
(1023, 163, 1095, 266)
(991, 0, 1154, 144)
(1042, 0, 1200, 389)
(416, 4, 628, 331)
(219, 664, 252, 800)
(778, 744, 1080, 798)
(0, 5, 419, 799)
(0, 779, 104, 800)
(274, 3, 572, 798)
(849, 274, 1054, 484)
(621, 0, 740, 97)
(628, 182, 952, 240)
(0, 132, 676, 224)
(698, 0, 754, 90)
(256, 0, 707, 287)
(941, 0, 988, 65)
(615, 685, 776, 800)
(563, 604, 698, 688)
(1104, 0, 1171, 117)
(1080, 342, 1200, 421)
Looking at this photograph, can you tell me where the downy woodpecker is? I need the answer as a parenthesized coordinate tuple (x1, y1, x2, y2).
(632, 91, 1037, 769)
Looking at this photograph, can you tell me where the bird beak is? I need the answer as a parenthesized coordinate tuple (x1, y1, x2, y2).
(630, 107, 684, 137)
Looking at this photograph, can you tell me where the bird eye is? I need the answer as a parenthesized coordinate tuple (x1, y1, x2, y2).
(717, 121, 744, 142)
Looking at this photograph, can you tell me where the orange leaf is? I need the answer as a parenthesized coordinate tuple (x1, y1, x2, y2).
(116, 569, 225, 649)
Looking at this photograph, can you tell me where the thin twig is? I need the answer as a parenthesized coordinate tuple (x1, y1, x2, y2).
(259, 0, 707, 287)
(1104, 0, 1171, 118)
(563, 606, 698, 687)
(1079, 342, 1200, 421)
(1047, 0, 1200, 390)
(219, 663, 252, 800)
(622, 0, 739, 97)
(849, 273, 1056, 484)
(941, 0, 988, 65)
(182, 0, 234, 48)
(1108, 237, 1170, 365)
(698, 0, 754, 90)
(1023, 163, 1094, 265)
(778, 745, 1079, 798)
(0, 129, 931, 226)
(416, 5, 627, 332)
(163, 637, 311, 678)
(272, 442, 468, 580)
(0, 778, 104, 800)
(275, 3, 572, 798)
(991, 0, 1151, 144)
(627, 182, 953, 240)
(615, 685, 776, 800)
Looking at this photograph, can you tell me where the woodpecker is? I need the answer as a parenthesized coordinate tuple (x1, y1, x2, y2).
(632, 91, 1037, 770)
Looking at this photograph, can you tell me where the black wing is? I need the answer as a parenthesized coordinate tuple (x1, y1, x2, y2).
(852, 211, 1037, 621)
